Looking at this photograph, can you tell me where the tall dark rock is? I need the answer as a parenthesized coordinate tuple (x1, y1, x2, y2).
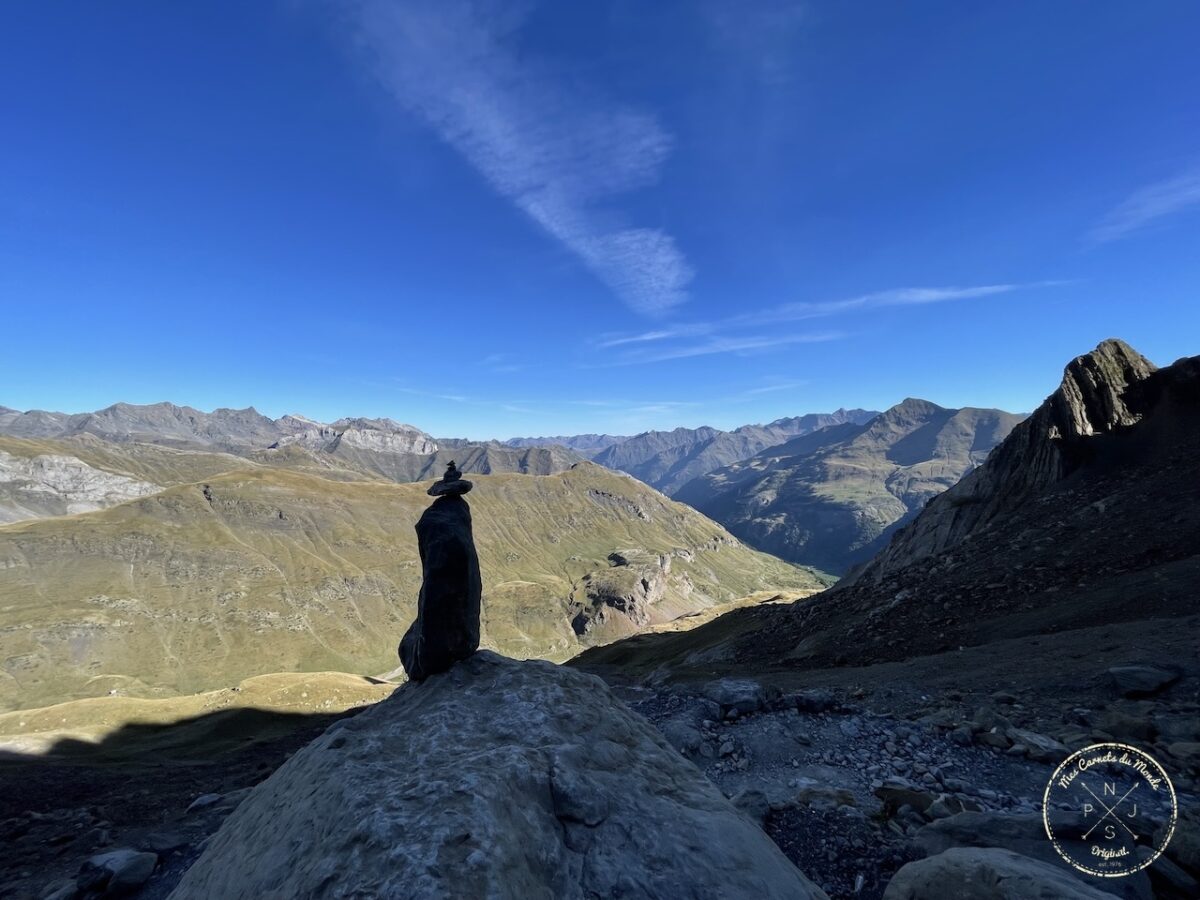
(398, 464, 482, 681)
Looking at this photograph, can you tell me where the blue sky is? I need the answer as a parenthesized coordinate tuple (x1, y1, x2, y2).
(2, 2, 1198, 439)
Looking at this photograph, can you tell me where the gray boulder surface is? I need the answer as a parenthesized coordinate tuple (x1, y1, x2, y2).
(168, 651, 827, 899)
(882, 847, 1112, 899)
(912, 811, 1150, 899)
(398, 491, 483, 681)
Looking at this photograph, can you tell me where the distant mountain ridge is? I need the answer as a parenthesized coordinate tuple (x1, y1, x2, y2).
(501, 434, 630, 455)
(0, 403, 883, 508)
(0, 404, 586, 506)
(0, 402, 437, 453)
(588, 408, 879, 495)
(675, 399, 1023, 574)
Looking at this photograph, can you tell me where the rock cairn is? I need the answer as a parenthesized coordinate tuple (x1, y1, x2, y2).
(398, 462, 482, 681)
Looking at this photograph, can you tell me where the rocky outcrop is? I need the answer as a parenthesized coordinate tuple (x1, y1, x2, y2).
(168, 652, 827, 899)
(273, 416, 439, 456)
(846, 340, 1168, 583)
(568, 550, 671, 639)
(0, 448, 160, 524)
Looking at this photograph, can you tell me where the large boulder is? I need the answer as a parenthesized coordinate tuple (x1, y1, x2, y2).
(883, 847, 1112, 900)
(169, 652, 827, 899)
(913, 811, 1150, 900)
(1107, 665, 1180, 698)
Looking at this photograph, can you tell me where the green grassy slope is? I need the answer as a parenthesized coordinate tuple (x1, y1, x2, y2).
(0, 462, 821, 711)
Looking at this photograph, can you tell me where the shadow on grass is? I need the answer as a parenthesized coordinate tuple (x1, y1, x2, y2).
(0, 702, 381, 769)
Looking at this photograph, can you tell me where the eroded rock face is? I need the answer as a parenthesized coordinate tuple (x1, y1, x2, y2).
(168, 652, 827, 900)
(398, 494, 482, 681)
(272, 416, 439, 455)
(569, 551, 670, 638)
(0, 449, 159, 524)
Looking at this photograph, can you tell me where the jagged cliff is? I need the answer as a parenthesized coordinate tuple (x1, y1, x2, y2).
(846, 339, 1160, 583)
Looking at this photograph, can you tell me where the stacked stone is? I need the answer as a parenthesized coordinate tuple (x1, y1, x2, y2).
(398, 462, 482, 681)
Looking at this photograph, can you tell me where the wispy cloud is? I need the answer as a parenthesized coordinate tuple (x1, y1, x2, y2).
(352, 0, 691, 316)
(741, 379, 808, 396)
(593, 281, 1060, 362)
(480, 353, 524, 374)
(595, 324, 714, 348)
(608, 331, 843, 366)
(734, 283, 1043, 327)
(394, 385, 470, 403)
(1089, 167, 1200, 243)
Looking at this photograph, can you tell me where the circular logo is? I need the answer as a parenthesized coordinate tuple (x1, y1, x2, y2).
(1043, 742, 1177, 877)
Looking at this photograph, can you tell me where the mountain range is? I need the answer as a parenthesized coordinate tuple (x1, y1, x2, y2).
(675, 399, 1024, 574)
(588, 409, 879, 496)
(0, 404, 886, 530)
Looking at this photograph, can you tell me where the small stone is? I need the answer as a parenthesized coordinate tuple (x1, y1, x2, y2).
(1007, 728, 1068, 763)
(141, 830, 189, 854)
(703, 678, 767, 715)
(790, 688, 835, 713)
(78, 848, 157, 896)
(976, 729, 1011, 749)
(186, 793, 223, 814)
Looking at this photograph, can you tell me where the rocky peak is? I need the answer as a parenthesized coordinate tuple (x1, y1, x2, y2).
(330, 418, 438, 454)
(878, 398, 945, 422)
(1047, 338, 1157, 441)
